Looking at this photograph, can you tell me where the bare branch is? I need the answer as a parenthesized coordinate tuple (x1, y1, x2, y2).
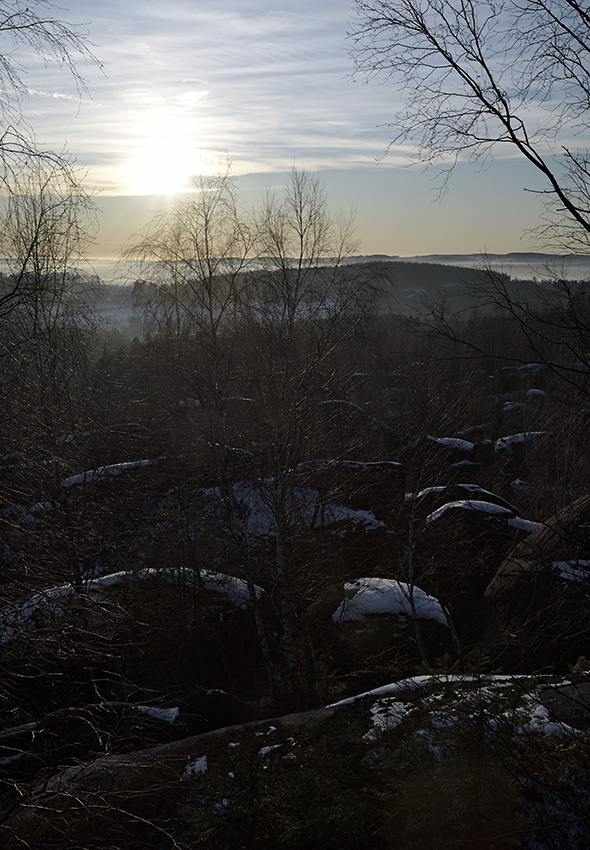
(351, 0, 590, 248)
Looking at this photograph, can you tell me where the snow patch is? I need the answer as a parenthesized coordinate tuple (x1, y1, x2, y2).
(62, 460, 155, 488)
(495, 432, 546, 453)
(405, 486, 446, 502)
(258, 744, 283, 757)
(332, 577, 447, 627)
(408, 485, 517, 513)
(509, 362, 547, 375)
(0, 568, 262, 643)
(135, 705, 180, 724)
(0, 752, 25, 767)
(201, 479, 385, 545)
(183, 755, 208, 780)
(511, 478, 531, 494)
(426, 500, 514, 524)
(553, 560, 590, 583)
(427, 435, 474, 451)
(329, 674, 529, 708)
(516, 699, 577, 738)
(364, 700, 413, 741)
(506, 517, 541, 534)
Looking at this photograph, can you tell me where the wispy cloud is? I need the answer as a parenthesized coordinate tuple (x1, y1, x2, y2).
(14, 0, 550, 257)
(18, 0, 400, 192)
(27, 89, 79, 101)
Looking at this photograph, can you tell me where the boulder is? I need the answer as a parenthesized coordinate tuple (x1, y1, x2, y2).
(539, 682, 590, 730)
(405, 483, 519, 522)
(0, 706, 335, 849)
(482, 494, 590, 670)
(0, 701, 188, 782)
(2, 674, 587, 850)
(290, 459, 406, 524)
(411, 497, 536, 643)
(305, 578, 453, 697)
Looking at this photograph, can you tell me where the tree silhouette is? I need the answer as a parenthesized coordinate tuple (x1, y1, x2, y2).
(351, 0, 590, 250)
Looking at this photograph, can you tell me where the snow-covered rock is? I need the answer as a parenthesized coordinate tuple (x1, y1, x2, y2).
(0, 568, 263, 643)
(332, 577, 448, 626)
(427, 435, 475, 452)
(200, 479, 386, 546)
(495, 432, 546, 453)
(426, 499, 515, 525)
(62, 460, 156, 488)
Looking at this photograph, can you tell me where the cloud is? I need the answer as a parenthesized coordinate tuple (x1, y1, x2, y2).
(17, 0, 399, 192)
(13, 0, 551, 257)
(27, 89, 79, 102)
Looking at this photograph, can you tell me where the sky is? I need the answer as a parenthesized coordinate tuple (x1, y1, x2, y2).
(16, 0, 552, 260)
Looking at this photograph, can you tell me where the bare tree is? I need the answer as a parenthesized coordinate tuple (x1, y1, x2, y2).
(0, 0, 98, 178)
(351, 0, 590, 249)
(0, 161, 97, 441)
(0, 159, 102, 605)
(124, 168, 385, 707)
(0, 0, 103, 593)
(235, 171, 373, 704)
(124, 165, 258, 447)
(0, 1, 100, 432)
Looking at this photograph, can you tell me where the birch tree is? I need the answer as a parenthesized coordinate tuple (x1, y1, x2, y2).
(351, 0, 590, 250)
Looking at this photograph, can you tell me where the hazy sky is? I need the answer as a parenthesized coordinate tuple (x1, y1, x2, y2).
(20, 0, 550, 258)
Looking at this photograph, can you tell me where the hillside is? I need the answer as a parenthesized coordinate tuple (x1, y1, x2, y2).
(2, 252, 590, 846)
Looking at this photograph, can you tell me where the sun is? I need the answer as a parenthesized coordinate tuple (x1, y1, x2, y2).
(126, 139, 199, 195)
(124, 117, 215, 195)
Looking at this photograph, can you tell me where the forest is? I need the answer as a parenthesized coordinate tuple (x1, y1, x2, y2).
(1, 165, 590, 848)
(2, 0, 590, 844)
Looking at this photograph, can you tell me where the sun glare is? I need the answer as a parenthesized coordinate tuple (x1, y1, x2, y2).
(125, 121, 215, 195)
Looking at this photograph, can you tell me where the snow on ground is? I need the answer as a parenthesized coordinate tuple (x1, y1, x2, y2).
(516, 697, 578, 738)
(89, 567, 263, 609)
(332, 577, 448, 626)
(0, 752, 25, 767)
(424, 499, 540, 533)
(190, 570, 263, 609)
(293, 459, 402, 475)
(329, 674, 525, 707)
(58, 430, 94, 446)
(258, 744, 283, 757)
(406, 484, 517, 512)
(332, 674, 579, 747)
(2, 501, 53, 525)
(364, 701, 413, 741)
(0, 584, 75, 643)
(511, 478, 531, 494)
(506, 516, 542, 533)
(405, 485, 446, 501)
(183, 755, 208, 780)
(508, 362, 547, 375)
